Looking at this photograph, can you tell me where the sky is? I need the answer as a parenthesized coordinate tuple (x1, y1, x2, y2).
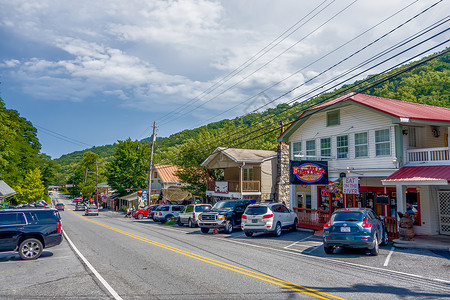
(0, 0, 448, 159)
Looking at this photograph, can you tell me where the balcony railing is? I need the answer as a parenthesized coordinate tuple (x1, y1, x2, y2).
(406, 147, 449, 164)
(206, 180, 261, 193)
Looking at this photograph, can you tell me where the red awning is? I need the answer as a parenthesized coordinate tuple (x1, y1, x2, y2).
(382, 166, 450, 185)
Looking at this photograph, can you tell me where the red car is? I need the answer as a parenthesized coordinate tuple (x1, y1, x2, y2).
(133, 205, 158, 219)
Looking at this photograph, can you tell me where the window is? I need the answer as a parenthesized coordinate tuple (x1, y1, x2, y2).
(337, 135, 348, 159)
(354, 132, 368, 158)
(327, 110, 340, 126)
(154, 172, 158, 178)
(320, 138, 331, 159)
(243, 168, 254, 181)
(408, 127, 417, 147)
(292, 141, 302, 160)
(375, 129, 391, 156)
(306, 140, 316, 160)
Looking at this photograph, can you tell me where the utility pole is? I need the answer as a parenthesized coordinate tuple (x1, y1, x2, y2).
(95, 160, 99, 208)
(147, 122, 156, 205)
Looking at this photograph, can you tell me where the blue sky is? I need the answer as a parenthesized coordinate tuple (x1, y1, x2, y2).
(0, 0, 448, 158)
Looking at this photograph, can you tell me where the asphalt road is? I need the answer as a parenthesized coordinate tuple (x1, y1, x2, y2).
(1, 193, 449, 300)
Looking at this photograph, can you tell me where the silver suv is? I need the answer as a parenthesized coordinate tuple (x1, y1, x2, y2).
(153, 205, 184, 223)
(241, 202, 298, 237)
(177, 204, 212, 227)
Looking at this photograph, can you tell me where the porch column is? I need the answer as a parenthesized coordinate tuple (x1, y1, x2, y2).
(396, 184, 407, 218)
(289, 184, 295, 209)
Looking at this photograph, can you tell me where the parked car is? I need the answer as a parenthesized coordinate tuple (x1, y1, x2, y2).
(55, 203, 65, 211)
(148, 204, 161, 220)
(322, 208, 389, 256)
(134, 205, 158, 220)
(0, 208, 63, 260)
(198, 199, 252, 234)
(177, 204, 212, 227)
(241, 202, 298, 237)
(153, 205, 184, 223)
(84, 205, 99, 216)
(75, 203, 85, 211)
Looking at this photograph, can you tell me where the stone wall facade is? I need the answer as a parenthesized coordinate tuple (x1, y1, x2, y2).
(276, 142, 290, 208)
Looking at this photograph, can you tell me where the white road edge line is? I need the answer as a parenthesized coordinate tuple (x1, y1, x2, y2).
(284, 235, 313, 249)
(63, 231, 123, 300)
(383, 247, 395, 267)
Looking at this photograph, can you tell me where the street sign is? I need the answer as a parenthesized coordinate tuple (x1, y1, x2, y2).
(343, 177, 359, 194)
(142, 190, 148, 201)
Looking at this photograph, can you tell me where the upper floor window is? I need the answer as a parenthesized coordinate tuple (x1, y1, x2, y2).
(354, 132, 368, 158)
(408, 127, 417, 148)
(327, 110, 340, 126)
(154, 172, 158, 178)
(320, 138, 331, 159)
(306, 140, 316, 160)
(375, 128, 391, 156)
(292, 141, 302, 160)
(337, 135, 348, 159)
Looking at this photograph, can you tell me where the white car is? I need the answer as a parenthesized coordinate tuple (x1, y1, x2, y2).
(177, 204, 212, 227)
(241, 202, 298, 237)
(153, 205, 184, 223)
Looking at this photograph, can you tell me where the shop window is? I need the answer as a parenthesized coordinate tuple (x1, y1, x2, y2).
(306, 140, 316, 160)
(337, 135, 348, 159)
(354, 132, 368, 158)
(406, 191, 421, 226)
(320, 138, 331, 159)
(327, 110, 340, 126)
(292, 141, 302, 160)
(375, 128, 391, 156)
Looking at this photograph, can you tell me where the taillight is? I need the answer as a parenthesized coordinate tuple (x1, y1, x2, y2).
(193, 212, 195, 219)
(159, 212, 162, 216)
(324, 220, 331, 229)
(362, 218, 372, 228)
(343, 210, 351, 213)
(57, 222, 61, 233)
(263, 214, 274, 219)
(242, 214, 247, 219)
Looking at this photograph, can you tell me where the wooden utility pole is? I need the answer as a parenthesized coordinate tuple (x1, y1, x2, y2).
(147, 122, 156, 205)
(95, 160, 99, 208)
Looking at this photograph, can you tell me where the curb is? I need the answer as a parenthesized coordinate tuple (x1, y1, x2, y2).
(393, 239, 450, 252)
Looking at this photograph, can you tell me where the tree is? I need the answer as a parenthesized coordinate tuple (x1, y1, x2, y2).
(14, 168, 46, 203)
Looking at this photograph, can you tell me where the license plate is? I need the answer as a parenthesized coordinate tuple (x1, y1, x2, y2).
(340, 227, 350, 232)
(252, 219, 258, 223)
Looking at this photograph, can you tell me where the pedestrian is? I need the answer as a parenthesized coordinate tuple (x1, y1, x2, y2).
(125, 207, 131, 218)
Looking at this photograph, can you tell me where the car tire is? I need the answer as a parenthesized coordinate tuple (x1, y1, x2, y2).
(165, 215, 173, 223)
(381, 229, 389, 246)
(19, 238, 43, 260)
(223, 220, 233, 234)
(369, 235, 379, 256)
(273, 222, 282, 237)
(137, 213, 143, 220)
(177, 218, 184, 226)
(324, 245, 334, 254)
(291, 218, 298, 231)
(188, 218, 195, 228)
(244, 231, 253, 237)
(200, 227, 209, 234)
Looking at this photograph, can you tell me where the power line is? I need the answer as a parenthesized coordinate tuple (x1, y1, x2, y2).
(35, 125, 94, 148)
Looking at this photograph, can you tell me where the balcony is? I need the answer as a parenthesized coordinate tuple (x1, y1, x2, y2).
(406, 147, 450, 165)
(206, 180, 261, 193)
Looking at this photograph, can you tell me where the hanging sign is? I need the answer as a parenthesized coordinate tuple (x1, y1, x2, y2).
(290, 161, 328, 185)
(343, 177, 359, 194)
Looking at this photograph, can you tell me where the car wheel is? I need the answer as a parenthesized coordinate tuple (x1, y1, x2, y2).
(200, 227, 209, 234)
(381, 230, 389, 246)
(324, 245, 334, 254)
(177, 218, 184, 226)
(188, 218, 195, 228)
(19, 238, 43, 260)
(273, 222, 282, 237)
(244, 231, 253, 237)
(137, 213, 143, 220)
(369, 235, 379, 256)
(291, 218, 298, 231)
(223, 220, 233, 234)
(165, 215, 173, 223)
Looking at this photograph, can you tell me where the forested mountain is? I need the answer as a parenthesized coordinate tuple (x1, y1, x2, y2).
(54, 50, 449, 182)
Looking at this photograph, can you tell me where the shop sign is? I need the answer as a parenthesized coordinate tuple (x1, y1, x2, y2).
(290, 161, 328, 185)
(214, 181, 229, 193)
(343, 177, 359, 194)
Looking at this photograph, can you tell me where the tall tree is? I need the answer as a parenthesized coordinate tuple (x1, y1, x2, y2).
(14, 168, 46, 203)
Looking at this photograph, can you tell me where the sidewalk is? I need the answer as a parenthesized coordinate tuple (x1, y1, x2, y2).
(393, 235, 450, 252)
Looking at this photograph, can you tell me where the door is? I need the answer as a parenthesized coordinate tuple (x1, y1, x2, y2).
(438, 191, 450, 235)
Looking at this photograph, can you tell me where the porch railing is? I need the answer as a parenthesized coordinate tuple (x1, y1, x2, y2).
(206, 180, 261, 193)
(383, 216, 398, 241)
(293, 208, 331, 231)
(407, 147, 449, 164)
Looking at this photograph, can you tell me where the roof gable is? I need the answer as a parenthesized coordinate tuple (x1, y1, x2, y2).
(201, 147, 277, 167)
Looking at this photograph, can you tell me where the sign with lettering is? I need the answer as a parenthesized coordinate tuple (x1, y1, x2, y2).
(343, 177, 359, 194)
(290, 161, 328, 185)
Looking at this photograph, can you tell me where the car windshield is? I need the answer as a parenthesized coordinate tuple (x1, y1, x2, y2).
(331, 212, 365, 222)
(195, 205, 211, 212)
(245, 206, 268, 215)
(88, 206, 97, 209)
(213, 201, 236, 210)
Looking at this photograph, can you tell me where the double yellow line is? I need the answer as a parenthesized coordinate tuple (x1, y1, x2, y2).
(69, 209, 346, 300)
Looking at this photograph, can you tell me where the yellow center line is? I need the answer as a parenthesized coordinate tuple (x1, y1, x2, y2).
(65, 203, 346, 300)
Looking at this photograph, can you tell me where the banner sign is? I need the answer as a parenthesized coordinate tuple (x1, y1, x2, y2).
(343, 177, 359, 194)
(214, 181, 229, 193)
(290, 161, 328, 185)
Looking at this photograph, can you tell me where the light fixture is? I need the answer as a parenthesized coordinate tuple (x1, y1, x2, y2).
(432, 127, 440, 138)
(402, 129, 408, 135)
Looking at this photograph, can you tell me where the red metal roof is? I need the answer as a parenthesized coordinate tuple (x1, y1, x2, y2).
(154, 165, 182, 183)
(383, 166, 450, 182)
(310, 93, 450, 123)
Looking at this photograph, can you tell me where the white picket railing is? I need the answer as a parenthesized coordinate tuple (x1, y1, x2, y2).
(406, 147, 449, 164)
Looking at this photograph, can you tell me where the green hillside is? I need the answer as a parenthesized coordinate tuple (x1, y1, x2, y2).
(54, 49, 450, 182)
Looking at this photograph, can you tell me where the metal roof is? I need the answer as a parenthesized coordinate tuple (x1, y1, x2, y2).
(0, 180, 16, 199)
(382, 166, 450, 185)
(154, 165, 182, 183)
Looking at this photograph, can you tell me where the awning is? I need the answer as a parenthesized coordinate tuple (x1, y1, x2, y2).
(382, 166, 450, 186)
(0, 180, 16, 200)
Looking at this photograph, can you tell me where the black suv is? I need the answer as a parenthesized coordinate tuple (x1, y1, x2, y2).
(198, 199, 252, 234)
(0, 208, 63, 260)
